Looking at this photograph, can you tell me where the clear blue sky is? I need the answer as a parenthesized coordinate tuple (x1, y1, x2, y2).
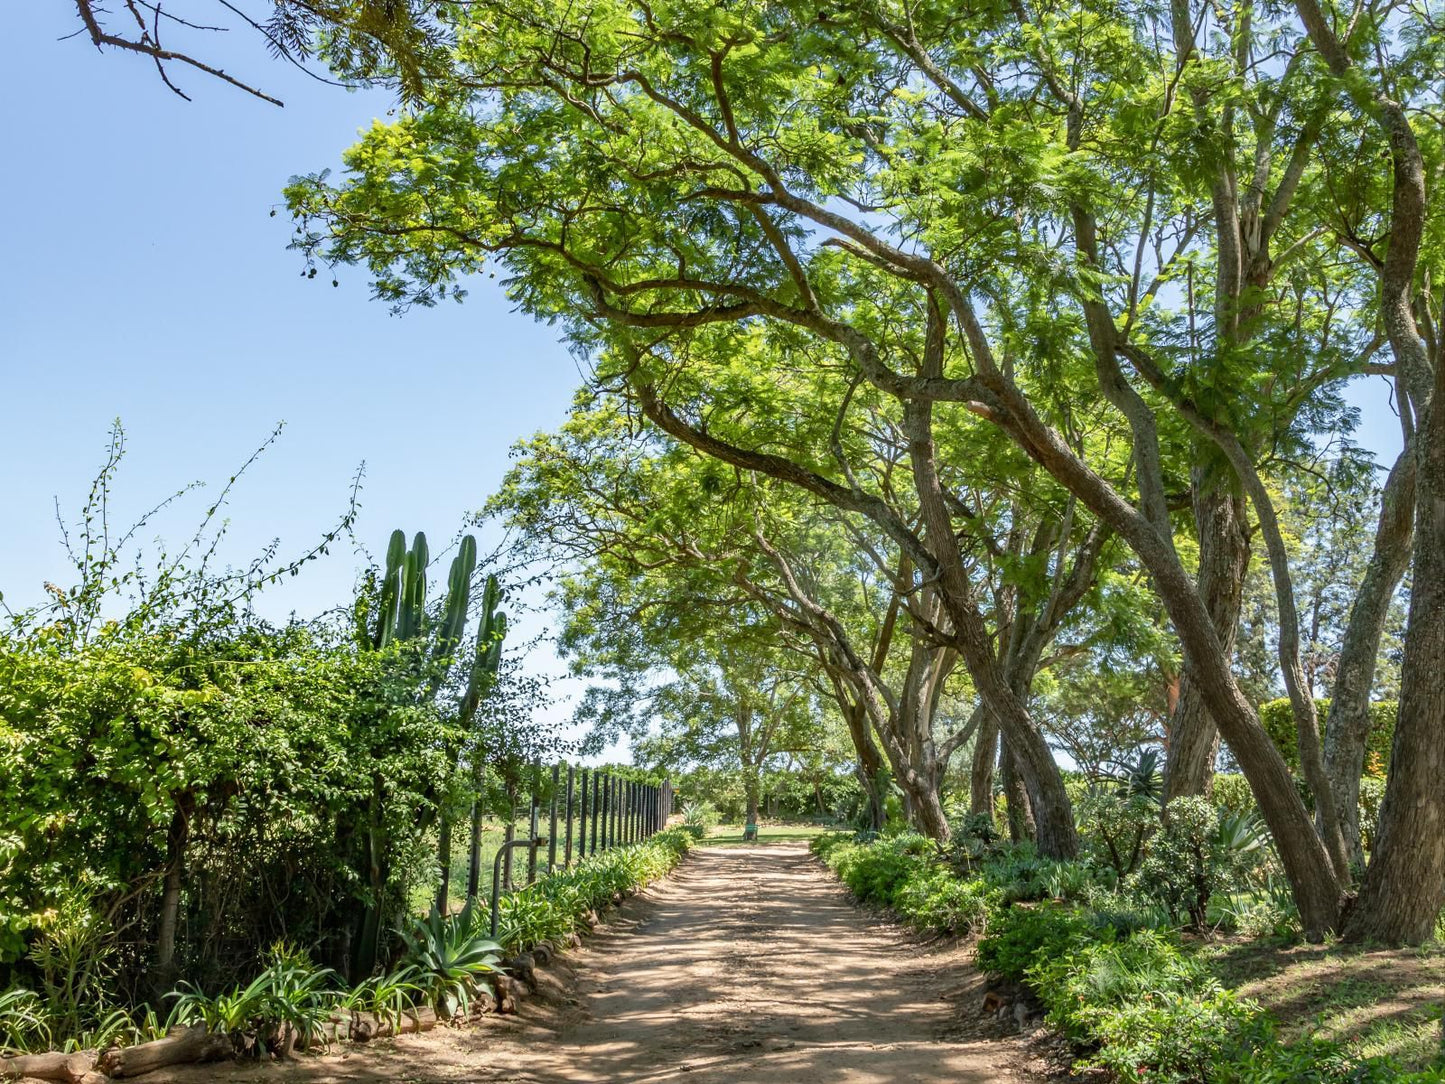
(0, 6, 1406, 751)
(0, 7, 602, 745)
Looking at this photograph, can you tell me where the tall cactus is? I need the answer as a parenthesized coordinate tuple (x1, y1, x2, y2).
(354, 529, 508, 976)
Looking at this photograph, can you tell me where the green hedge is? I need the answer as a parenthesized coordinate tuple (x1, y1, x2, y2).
(497, 828, 693, 952)
(1258, 698, 1396, 776)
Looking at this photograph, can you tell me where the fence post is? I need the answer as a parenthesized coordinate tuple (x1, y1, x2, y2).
(611, 775, 619, 848)
(527, 771, 540, 885)
(590, 772, 600, 854)
(576, 767, 586, 862)
(548, 763, 560, 873)
(604, 774, 614, 851)
(503, 788, 516, 891)
(564, 765, 576, 868)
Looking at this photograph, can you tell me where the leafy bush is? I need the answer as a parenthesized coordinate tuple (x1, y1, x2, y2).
(682, 801, 721, 839)
(1259, 698, 1396, 778)
(976, 903, 1096, 983)
(1214, 1031, 1445, 1083)
(824, 833, 934, 908)
(892, 869, 996, 936)
(1132, 797, 1249, 930)
(1078, 788, 1159, 879)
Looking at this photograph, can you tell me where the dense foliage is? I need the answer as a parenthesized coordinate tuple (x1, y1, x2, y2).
(813, 830, 1445, 1082)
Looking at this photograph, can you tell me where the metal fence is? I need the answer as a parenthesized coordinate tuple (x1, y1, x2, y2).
(487, 767, 673, 937)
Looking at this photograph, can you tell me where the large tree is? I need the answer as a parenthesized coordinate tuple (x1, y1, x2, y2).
(289, 0, 1441, 940)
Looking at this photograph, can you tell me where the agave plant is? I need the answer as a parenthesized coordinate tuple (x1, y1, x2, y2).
(399, 900, 503, 1019)
(1108, 748, 1164, 803)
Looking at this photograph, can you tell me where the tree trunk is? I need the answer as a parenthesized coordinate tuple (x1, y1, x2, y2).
(434, 815, 453, 915)
(971, 713, 1000, 820)
(744, 768, 760, 826)
(1325, 444, 1415, 867)
(152, 800, 191, 998)
(1165, 477, 1249, 800)
(465, 800, 484, 900)
(1344, 380, 1444, 943)
(1000, 739, 1036, 843)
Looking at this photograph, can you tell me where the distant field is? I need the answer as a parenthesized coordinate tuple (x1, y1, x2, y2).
(698, 822, 836, 846)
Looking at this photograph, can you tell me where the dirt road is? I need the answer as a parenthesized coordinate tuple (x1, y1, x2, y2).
(159, 842, 1036, 1083)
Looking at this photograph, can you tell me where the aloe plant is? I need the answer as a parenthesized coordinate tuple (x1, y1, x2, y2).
(399, 900, 503, 1020)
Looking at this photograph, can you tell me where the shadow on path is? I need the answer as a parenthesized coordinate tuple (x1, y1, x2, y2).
(153, 842, 1035, 1083)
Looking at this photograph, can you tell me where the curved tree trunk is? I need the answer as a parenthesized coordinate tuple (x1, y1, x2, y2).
(1324, 444, 1415, 867)
(1344, 387, 1443, 943)
(1165, 476, 1250, 800)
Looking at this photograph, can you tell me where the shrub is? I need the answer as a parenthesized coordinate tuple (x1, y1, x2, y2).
(892, 868, 996, 936)
(169, 944, 335, 1055)
(399, 902, 502, 1018)
(1214, 1030, 1445, 1084)
(1078, 789, 1159, 879)
(827, 833, 934, 908)
(682, 801, 721, 839)
(1132, 797, 1249, 930)
(976, 903, 1095, 983)
(1258, 698, 1396, 778)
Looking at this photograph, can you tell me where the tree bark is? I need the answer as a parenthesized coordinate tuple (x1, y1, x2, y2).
(1000, 738, 1036, 843)
(1344, 399, 1443, 942)
(152, 796, 193, 998)
(465, 799, 484, 900)
(1165, 476, 1250, 799)
(1324, 444, 1415, 867)
(903, 391, 1078, 858)
(971, 713, 1000, 820)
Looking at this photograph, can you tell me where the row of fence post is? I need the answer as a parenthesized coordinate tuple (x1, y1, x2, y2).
(497, 766, 673, 895)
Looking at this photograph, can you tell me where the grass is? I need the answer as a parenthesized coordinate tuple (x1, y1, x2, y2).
(1201, 937, 1445, 1070)
(696, 822, 835, 847)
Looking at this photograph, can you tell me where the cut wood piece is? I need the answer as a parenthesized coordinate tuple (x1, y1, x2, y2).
(97, 1026, 231, 1078)
(492, 975, 519, 1014)
(399, 1007, 438, 1034)
(0, 1051, 94, 1083)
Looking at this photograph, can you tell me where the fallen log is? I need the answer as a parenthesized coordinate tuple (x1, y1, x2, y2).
(97, 1025, 230, 1078)
(0, 1051, 94, 1083)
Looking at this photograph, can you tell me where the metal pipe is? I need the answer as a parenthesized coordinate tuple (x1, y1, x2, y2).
(488, 834, 547, 940)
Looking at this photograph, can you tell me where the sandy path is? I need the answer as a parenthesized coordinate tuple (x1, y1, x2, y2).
(156, 842, 1035, 1083)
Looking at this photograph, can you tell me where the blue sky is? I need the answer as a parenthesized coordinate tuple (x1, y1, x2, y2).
(0, 7, 600, 743)
(0, 6, 1407, 753)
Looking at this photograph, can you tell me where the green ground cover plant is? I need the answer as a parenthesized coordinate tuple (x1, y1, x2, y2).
(813, 830, 1445, 1083)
